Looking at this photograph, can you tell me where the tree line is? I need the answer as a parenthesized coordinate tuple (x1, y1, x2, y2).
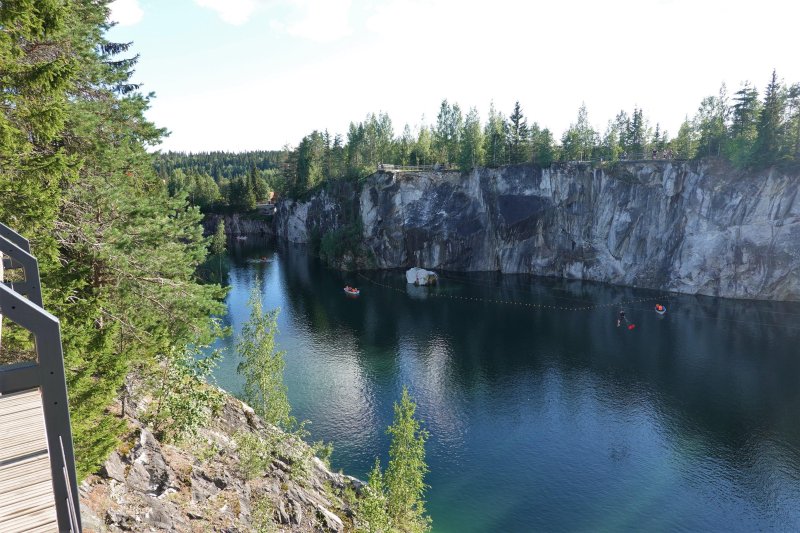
(273, 70, 800, 198)
(155, 151, 283, 212)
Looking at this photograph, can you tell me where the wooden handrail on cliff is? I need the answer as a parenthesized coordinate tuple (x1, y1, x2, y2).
(0, 222, 82, 533)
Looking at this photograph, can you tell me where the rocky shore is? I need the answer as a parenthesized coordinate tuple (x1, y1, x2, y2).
(79, 387, 361, 532)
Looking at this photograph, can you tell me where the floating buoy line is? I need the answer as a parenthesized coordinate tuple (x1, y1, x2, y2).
(357, 272, 670, 312)
(355, 272, 800, 333)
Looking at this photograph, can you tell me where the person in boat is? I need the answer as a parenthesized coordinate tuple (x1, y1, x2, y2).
(655, 303, 665, 313)
(617, 309, 626, 327)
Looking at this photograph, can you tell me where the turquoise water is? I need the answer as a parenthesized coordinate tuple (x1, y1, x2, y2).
(212, 241, 800, 532)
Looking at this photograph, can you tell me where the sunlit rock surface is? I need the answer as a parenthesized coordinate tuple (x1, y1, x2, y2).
(275, 162, 800, 300)
(406, 267, 438, 285)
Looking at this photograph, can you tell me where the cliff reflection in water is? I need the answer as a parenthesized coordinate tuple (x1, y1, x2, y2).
(214, 240, 800, 532)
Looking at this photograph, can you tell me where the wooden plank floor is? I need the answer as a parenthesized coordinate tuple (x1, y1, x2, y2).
(0, 389, 58, 532)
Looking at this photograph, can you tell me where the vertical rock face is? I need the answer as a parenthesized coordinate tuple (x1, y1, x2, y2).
(275, 162, 800, 300)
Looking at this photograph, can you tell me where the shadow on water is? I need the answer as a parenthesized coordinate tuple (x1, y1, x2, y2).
(215, 241, 800, 532)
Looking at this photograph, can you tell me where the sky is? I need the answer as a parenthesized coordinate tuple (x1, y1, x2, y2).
(108, 0, 800, 153)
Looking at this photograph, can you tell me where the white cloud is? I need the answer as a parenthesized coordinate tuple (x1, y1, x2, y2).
(283, 0, 352, 42)
(108, 0, 144, 27)
(193, 0, 352, 41)
(194, 0, 264, 26)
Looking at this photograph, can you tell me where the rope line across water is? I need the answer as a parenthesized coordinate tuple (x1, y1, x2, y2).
(357, 272, 671, 312)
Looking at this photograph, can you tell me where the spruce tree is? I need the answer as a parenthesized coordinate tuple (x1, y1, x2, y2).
(754, 70, 787, 166)
(508, 101, 529, 164)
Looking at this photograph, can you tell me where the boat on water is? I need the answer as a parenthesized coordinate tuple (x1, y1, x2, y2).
(655, 303, 666, 315)
(344, 286, 360, 296)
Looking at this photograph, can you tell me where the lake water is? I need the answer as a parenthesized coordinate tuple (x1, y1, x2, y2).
(212, 240, 800, 532)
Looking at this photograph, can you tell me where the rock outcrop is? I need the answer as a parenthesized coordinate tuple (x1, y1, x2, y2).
(79, 389, 361, 532)
(275, 161, 800, 301)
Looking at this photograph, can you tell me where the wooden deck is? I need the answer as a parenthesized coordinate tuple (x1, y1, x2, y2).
(0, 388, 58, 532)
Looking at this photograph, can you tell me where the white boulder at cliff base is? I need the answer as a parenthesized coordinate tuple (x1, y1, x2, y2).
(406, 267, 439, 286)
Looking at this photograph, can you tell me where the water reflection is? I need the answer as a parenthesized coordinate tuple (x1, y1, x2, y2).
(214, 241, 800, 532)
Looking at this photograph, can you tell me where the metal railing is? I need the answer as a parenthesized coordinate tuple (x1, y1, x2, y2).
(0, 222, 82, 532)
(377, 163, 450, 172)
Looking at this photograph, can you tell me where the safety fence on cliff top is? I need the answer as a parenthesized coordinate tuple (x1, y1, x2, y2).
(377, 154, 691, 173)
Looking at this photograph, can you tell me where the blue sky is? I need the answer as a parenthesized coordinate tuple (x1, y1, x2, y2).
(108, 0, 800, 153)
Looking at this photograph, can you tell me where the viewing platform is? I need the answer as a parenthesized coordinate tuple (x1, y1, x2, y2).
(0, 222, 82, 532)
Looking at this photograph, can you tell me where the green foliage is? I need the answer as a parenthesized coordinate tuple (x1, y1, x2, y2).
(694, 85, 730, 158)
(250, 493, 278, 533)
(235, 430, 278, 480)
(211, 219, 227, 256)
(434, 99, 463, 165)
(508, 101, 529, 164)
(148, 346, 225, 443)
(483, 102, 508, 167)
(319, 223, 364, 267)
(312, 440, 334, 469)
(0, 1, 227, 479)
(561, 103, 597, 161)
(358, 459, 391, 533)
(236, 286, 294, 429)
(530, 125, 556, 166)
(459, 107, 485, 170)
(358, 388, 430, 533)
(385, 388, 431, 532)
(753, 70, 788, 166)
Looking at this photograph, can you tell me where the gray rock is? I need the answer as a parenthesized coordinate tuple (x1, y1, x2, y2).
(276, 163, 800, 301)
(142, 495, 186, 531)
(101, 451, 126, 483)
(316, 504, 344, 532)
(291, 499, 303, 525)
(127, 429, 175, 495)
(190, 472, 221, 504)
(106, 508, 136, 530)
(406, 267, 438, 285)
(276, 499, 290, 524)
